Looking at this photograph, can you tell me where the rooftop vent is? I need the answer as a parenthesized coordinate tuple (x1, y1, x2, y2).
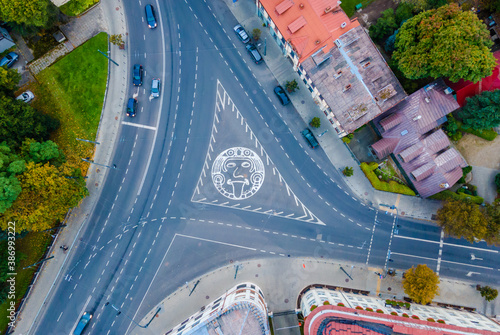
(299, 3, 305, 9)
(401, 129, 409, 136)
(413, 115, 422, 121)
(341, 22, 347, 29)
(335, 39, 342, 48)
(315, 39, 321, 45)
(324, 6, 332, 13)
(444, 87, 453, 95)
(362, 61, 371, 68)
(343, 84, 352, 92)
(439, 183, 450, 189)
(334, 70, 342, 79)
(425, 97, 431, 103)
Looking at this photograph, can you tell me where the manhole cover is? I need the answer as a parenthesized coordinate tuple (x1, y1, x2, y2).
(284, 299, 289, 303)
(388, 287, 392, 291)
(301, 100, 305, 104)
(206, 296, 210, 299)
(255, 274, 259, 277)
(116, 7, 120, 10)
(401, 211, 406, 216)
(345, 279, 349, 282)
(257, 264, 261, 267)
(229, 260, 233, 263)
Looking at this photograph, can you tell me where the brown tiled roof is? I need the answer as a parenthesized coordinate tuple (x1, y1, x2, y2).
(370, 79, 466, 198)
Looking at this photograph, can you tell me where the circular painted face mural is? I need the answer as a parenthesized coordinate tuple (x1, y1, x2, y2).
(212, 147, 265, 200)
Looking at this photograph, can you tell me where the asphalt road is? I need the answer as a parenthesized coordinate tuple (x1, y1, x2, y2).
(29, 0, 500, 334)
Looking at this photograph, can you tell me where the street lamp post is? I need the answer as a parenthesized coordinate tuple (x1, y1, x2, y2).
(105, 302, 161, 329)
(97, 49, 119, 66)
(81, 158, 117, 169)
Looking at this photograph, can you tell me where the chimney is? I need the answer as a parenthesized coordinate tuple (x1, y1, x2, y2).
(413, 115, 422, 121)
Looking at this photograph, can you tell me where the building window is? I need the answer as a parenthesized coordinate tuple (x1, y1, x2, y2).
(236, 284, 247, 289)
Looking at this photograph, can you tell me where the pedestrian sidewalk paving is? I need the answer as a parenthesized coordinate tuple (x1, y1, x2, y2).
(11, 0, 129, 333)
(135, 257, 500, 334)
(223, 0, 441, 221)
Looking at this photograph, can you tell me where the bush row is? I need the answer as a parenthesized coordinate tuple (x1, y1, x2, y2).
(360, 162, 416, 196)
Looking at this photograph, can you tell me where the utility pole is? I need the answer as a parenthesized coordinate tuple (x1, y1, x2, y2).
(97, 49, 119, 66)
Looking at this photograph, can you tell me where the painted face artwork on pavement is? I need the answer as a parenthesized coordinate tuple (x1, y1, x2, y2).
(212, 147, 265, 200)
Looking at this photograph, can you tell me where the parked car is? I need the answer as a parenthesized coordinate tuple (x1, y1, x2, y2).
(0, 52, 19, 68)
(73, 312, 92, 335)
(145, 4, 157, 29)
(127, 98, 138, 117)
(274, 86, 290, 105)
(151, 78, 161, 98)
(245, 44, 263, 64)
(133, 64, 143, 86)
(233, 24, 250, 43)
(16, 90, 35, 103)
(301, 128, 319, 148)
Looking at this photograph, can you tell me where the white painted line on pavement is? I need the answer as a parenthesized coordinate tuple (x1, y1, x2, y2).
(391, 252, 437, 261)
(395, 235, 499, 253)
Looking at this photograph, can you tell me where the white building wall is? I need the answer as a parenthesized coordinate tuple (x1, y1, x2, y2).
(299, 288, 500, 332)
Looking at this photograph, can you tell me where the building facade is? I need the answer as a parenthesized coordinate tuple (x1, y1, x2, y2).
(167, 282, 269, 335)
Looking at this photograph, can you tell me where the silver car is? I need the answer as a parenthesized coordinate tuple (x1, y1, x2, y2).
(233, 24, 250, 43)
(151, 78, 161, 98)
(16, 90, 35, 103)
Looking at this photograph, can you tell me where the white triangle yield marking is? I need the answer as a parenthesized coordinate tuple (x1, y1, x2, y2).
(191, 79, 324, 226)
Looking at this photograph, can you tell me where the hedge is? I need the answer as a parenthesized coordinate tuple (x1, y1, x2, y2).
(429, 190, 484, 204)
(360, 162, 416, 196)
(458, 123, 498, 141)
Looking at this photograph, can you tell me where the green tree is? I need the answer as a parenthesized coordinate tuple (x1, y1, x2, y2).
(394, 4, 496, 83)
(343, 166, 354, 177)
(20, 139, 63, 165)
(0, 175, 22, 213)
(0, 67, 21, 95)
(252, 28, 261, 41)
(0, 0, 57, 29)
(403, 264, 439, 304)
(310, 117, 321, 128)
(1, 162, 88, 232)
(458, 90, 500, 131)
(395, 2, 414, 26)
(285, 79, 299, 93)
(479, 286, 498, 302)
(436, 199, 489, 243)
(0, 96, 59, 147)
(369, 8, 398, 42)
(484, 202, 500, 245)
(401, 0, 448, 12)
(495, 173, 500, 191)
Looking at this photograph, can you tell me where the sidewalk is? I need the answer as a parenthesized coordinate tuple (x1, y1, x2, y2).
(136, 258, 500, 334)
(223, 0, 442, 221)
(12, 1, 129, 334)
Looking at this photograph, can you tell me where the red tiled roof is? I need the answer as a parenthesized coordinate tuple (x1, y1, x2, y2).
(288, 16, 307, 34)
(305, 305, 500, 335)
(275, 0, 293, 15)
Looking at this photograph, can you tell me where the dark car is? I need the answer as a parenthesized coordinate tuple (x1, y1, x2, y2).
(127, 98, 138, 117)
(0, 52, 19, 68)
(233, 24, 250, 43)
(301, 128, 319, 148)
(274, 86, 290, 105)
(245, 44, 263, 64)
(73, 312, 92, 335)
(145, 4, 157, 29)
(133, 64, 143, 86)
(151, 78, 161, 98)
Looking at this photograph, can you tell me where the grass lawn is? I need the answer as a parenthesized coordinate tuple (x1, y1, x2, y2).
(0, 232, 52, 332)
(341, 0, 376, 17)
(32, 32, 108, 172)
(60, 0, 99, 16)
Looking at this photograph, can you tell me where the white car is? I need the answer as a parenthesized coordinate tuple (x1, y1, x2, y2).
(16, 91, 35, 103)
(151, 78, 161, 98)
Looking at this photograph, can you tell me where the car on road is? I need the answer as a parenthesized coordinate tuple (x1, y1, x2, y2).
(133, 64, 143, 86)
(73, 312, 92, 335)
(233, 24, 250, 43)
(126, 98, 138, 117)
(145, 4, 157, 29)
(301, 128, 319, 148)
(0, 52, 19, 68)
(16, 90, 35, 103)
(274, 86, 290, 105)
(151, 78, 161, 98)
(245, 44, 263, 64)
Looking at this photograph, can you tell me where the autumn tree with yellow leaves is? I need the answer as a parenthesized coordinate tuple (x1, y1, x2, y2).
(403, 264, 439, 305)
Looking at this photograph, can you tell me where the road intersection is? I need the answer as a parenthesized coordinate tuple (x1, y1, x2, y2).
(16, 0, 499, 334)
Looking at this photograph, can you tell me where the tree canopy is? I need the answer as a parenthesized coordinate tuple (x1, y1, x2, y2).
(436, 199, 489, 243)
(369, 9, 398, 42)
(0, 0, 56, 28)
(479, 286, 498, 302)
(0, 67, 21, 96)
(393, 4, 496, 83)
(458, 90, 500, 131)
(403, 264, 439, 304)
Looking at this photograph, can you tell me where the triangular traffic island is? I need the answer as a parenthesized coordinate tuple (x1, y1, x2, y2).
(191, 80, 323, 225)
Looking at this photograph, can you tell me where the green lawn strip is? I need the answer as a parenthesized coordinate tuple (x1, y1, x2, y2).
(0, 232, 52, 333)
(60, 0, 99, 17)
(360, 162, 416, 196)
(428, 190, 484, 205)
(341, 0, 376, 18)
(33, 32, 108, 170)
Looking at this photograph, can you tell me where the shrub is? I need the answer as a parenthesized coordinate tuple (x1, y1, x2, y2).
(366, 308, 374, 312)
(356, 306, 363, 310)
(391, 312, 398, 315)
(457, 120, 498, 141)
(343, 167, 354, 177)
(347, 133, 354, 139)
(323, 301, 330, 305)
(376, 309, 384, 313)
(450, 132, 463, 141)
(310, 117, 321, 128)
(429, 190, 484, 205)
(342, 137, 351, 144)
(412, 315, 420, 320)
(427, 318, 435, 322)
(285, 79, 299, 93)
(402, 313, 409, 318)
(437, 319, 445, 324)
(252, 28, 261, 41)
(336, 302, 343, 306)
(495, 173, 500, 191)
(310, 305, 317, 312)
(479, 286, 498, 302)
(360, 162, 416, 196)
